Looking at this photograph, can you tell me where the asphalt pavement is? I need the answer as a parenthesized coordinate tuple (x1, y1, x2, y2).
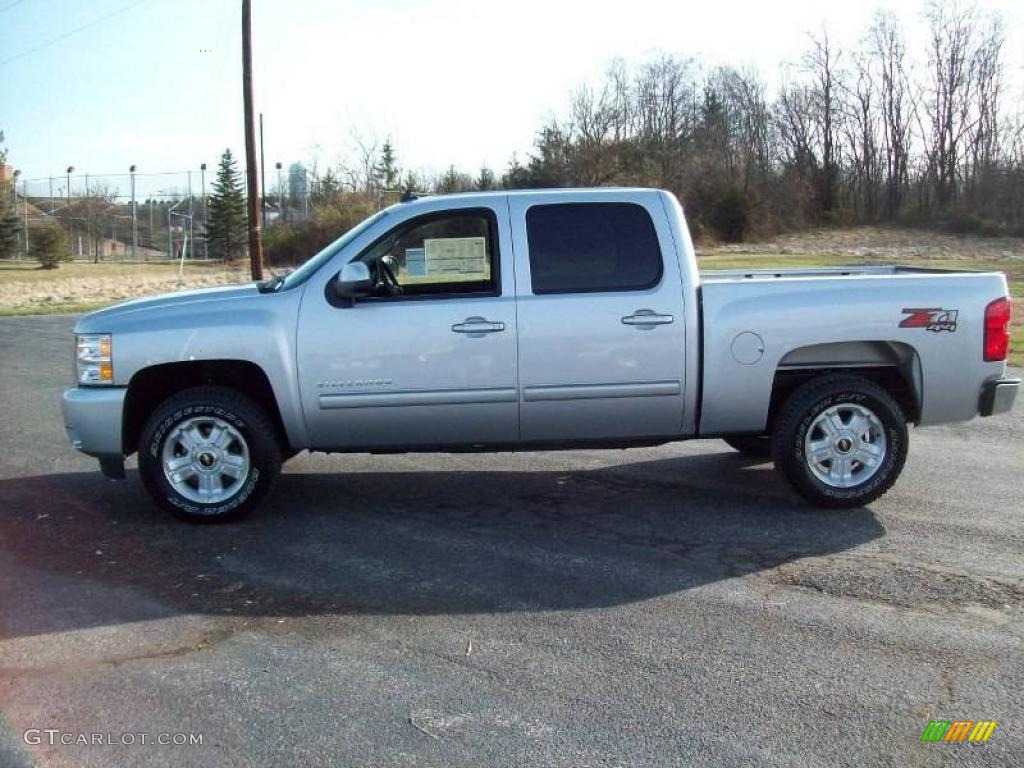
(0, 314, 1022, 767)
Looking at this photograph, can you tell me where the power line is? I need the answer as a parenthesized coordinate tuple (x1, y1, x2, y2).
(0, 0, 28, 14)
(0, 0, 152, 67)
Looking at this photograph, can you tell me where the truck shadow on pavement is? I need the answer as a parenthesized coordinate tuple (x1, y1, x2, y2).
(0, 452, 884, 640)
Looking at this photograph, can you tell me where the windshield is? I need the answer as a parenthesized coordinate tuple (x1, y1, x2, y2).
(274, 209, 390, 292)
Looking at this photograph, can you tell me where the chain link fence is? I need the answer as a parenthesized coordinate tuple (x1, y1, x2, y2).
(9, 168, 302, 262)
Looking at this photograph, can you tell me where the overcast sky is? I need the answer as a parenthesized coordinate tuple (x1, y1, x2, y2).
(2, 0, 1023, 199)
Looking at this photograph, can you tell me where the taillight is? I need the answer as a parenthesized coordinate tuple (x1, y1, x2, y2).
(983, 297, 1011, 362)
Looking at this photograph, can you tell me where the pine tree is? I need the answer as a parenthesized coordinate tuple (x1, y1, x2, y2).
(0, 189, 21, 259)
(0, 131, 20, 259)
(310, 168, 343, 207)
(205, 149, 248, 260)
(475, 166, 497, 191)
(374, 141, 400, 190)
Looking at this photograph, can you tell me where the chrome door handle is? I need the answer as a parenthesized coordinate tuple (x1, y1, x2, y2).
(622, 309, 674, 328)
(452, 316, 505, 336)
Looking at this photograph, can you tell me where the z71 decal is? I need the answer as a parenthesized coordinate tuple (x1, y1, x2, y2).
(900, 307, 959, 332)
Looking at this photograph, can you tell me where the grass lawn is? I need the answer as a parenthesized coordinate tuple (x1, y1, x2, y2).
(0, 260, 250, 317)
(0, 259, 234, 284)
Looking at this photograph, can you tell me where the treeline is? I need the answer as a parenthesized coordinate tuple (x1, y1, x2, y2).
(500, 3, 1024, 240)
(264, 1, 1024, 264)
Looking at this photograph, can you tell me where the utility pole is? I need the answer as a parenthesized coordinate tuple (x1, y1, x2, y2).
(242, 0, 264, 280)
(259, 112, 266, 228)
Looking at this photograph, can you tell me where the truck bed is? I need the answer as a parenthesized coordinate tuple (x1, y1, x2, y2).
(695, 265, 1011, 435)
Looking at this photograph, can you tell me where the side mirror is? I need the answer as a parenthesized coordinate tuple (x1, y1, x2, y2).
(333, 261, 372, 301)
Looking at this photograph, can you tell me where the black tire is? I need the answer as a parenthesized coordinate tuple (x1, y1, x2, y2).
(771, 375, 908, 509)
(138, 386, 281, 523)
(723, 435, 773, 459)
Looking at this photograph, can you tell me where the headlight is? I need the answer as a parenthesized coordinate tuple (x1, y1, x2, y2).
(76, 333, 113, 385)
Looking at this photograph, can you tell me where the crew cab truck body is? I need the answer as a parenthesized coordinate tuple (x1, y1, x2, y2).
(62, 189, 1019, 521)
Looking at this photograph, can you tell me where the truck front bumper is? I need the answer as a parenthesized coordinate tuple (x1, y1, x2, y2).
(979, 377, 1020, 417)
(61, 387, 127, 477)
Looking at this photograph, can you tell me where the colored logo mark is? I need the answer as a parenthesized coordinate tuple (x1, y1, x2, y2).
(920, 720, 997, 742)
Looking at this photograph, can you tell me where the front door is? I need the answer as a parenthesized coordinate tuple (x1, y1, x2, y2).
(509, 193, 687, 441)
(296, 203, 518, 449)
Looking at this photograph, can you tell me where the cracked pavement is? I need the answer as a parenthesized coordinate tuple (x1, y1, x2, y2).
(0, 314, 1022, 766)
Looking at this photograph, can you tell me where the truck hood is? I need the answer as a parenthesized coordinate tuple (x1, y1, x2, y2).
(75, 283, 261, 333)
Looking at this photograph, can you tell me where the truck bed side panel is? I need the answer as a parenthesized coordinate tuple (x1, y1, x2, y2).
(698, 273, 1009, 435)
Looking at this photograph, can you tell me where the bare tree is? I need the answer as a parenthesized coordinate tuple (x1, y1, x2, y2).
(838, 49, 881, 220)
(341, 129, 380, 195)
(869, 10, 912, 217)
(963, 13, 1004, 209)
(71, 183, 119, 262)
(923, 0, 976, 208)
(803, 29, 843, 215)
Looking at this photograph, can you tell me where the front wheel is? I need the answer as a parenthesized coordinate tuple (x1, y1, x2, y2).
(772, 375, 908, 508)
(138, 386, 282, 522)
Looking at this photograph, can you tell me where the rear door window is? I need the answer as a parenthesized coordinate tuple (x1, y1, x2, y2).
(525, 202, 663, 294)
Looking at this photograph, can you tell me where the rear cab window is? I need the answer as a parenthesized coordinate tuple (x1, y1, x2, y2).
(525, 202, 663, 294)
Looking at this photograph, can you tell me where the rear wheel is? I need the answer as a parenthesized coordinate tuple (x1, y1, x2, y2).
(723, 435, 772, 459)
(138, 386, 281, 522)
(772, 375, 907, 508)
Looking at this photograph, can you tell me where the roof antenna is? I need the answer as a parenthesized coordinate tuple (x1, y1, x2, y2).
(400, 189, 418, 203)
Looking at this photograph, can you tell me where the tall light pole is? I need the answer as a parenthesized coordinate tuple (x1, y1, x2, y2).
(187, 170, 194, 263)
(242, 0, 264, 279)
(12, 170, 24, 259)
(259, 112, 267, 228)
(129, 165, 138, 260)
(200, 162, 207, 220)
(84, 172, 93, 263)
(275, 161, 283, 221)
(200, 162, 208, 259)
(66, 166, 74, 257)
(22, 176, 29, 258)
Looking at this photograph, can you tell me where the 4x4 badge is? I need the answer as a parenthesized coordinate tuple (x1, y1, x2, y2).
(900, 308, 958, 332)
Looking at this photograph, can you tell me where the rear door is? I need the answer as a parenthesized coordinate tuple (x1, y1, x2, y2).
(509, 192, 687, 441)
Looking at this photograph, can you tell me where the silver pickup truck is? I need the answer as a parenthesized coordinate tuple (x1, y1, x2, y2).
(62, 189, 1018, 521)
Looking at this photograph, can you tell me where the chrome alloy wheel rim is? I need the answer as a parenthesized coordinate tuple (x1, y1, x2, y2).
(161, 416, 250, 503)
(804, 403, 887, 488)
